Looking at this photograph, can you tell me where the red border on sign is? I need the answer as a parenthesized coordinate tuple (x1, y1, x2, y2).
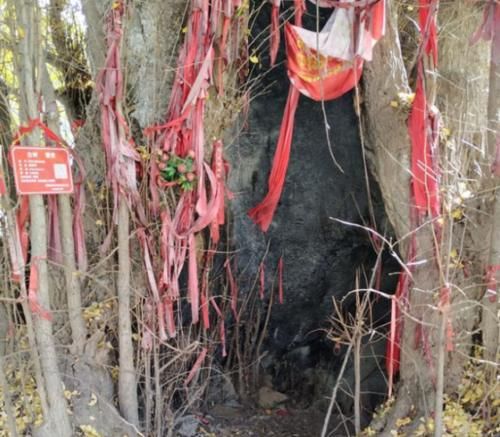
(11, 147, 74, 195)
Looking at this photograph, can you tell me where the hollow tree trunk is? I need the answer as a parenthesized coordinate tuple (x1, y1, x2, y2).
(361, 2, 482, 432)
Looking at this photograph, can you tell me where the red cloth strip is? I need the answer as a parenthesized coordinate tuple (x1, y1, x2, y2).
(28, 257, 52, 321)
(184, 347, 208, 386)
(470, 1, 500, 65)
(270, 3, 280, 66)
(419, 0, 439, 65)
(408, 70, 440, 217)
(386, 297, 397, 397)
(0, 169, 6, 195)
(210, 298, 227, 357)
(248, 87, 300, 231)
(17, 196, 30, 269)
(11, 118, 65, 147)
(485, 265, 500, 303)
(188, 233, 200, 324)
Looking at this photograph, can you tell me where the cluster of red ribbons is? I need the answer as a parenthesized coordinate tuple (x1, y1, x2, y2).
(140, 0, 243, 344)
(5, 118, 86, 320)
(96, 0, 146, 253)
(251, 0, 386, 232)
(385, 0, 442, 396)
(96, 0, 253, 365)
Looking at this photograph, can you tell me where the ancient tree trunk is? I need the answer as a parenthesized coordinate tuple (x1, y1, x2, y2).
(362, 2, 468, 432)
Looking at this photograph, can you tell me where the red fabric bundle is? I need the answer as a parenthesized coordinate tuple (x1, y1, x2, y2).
(408, 72, 440, 218)
(285, 23, 364, 102)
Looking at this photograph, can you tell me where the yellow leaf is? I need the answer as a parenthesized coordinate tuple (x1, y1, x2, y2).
(182, 26, 188, 34)
(396, 417, 412, 428)
(249, 55, 259, 64)
(80, 424, 103, 437)
(390, 100, 399, 108)
(363, 427, 376, 436)
(88, 393, 97, 407)
(407, 5, 414, 11)
(451, 208, 463, 220)
(137, 146, 150, 160)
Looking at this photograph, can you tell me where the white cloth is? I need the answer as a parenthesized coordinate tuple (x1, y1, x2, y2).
(291, 0, 385, 62)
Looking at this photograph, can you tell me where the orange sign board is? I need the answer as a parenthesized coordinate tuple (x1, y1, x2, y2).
(11, 147, 74, 195)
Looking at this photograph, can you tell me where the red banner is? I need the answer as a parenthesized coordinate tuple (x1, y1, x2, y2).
(285, 23, 364, 102)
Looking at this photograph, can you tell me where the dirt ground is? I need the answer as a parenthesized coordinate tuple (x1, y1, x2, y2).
(183, 405, 352, 437)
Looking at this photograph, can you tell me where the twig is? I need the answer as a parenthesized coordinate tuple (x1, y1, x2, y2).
(321, 342, 354, 437)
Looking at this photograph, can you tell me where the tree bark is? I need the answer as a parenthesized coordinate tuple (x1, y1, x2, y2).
(117, 196, 139, 426)
(362, 1, 441, 429)
(484, 27, 500, 384)
(13, 1, 72, 435)
(41, 64, 88, 354)
(361, 3, 412, 242)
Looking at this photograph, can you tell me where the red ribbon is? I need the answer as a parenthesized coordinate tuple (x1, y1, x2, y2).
(248, 87, 300, 231)
(470, 1, 500, 65)
(0, 169, 6, 195)
(419, 0, 439, 65)
(408, 70, 441, 218)
(210, 298, 227, 357)
(28, 257, 53, 321)
(184, 347, 208, 386)
(270, 1, 280, 66)
(11, 118, 66, 147)
(485, 265, 500, 303)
